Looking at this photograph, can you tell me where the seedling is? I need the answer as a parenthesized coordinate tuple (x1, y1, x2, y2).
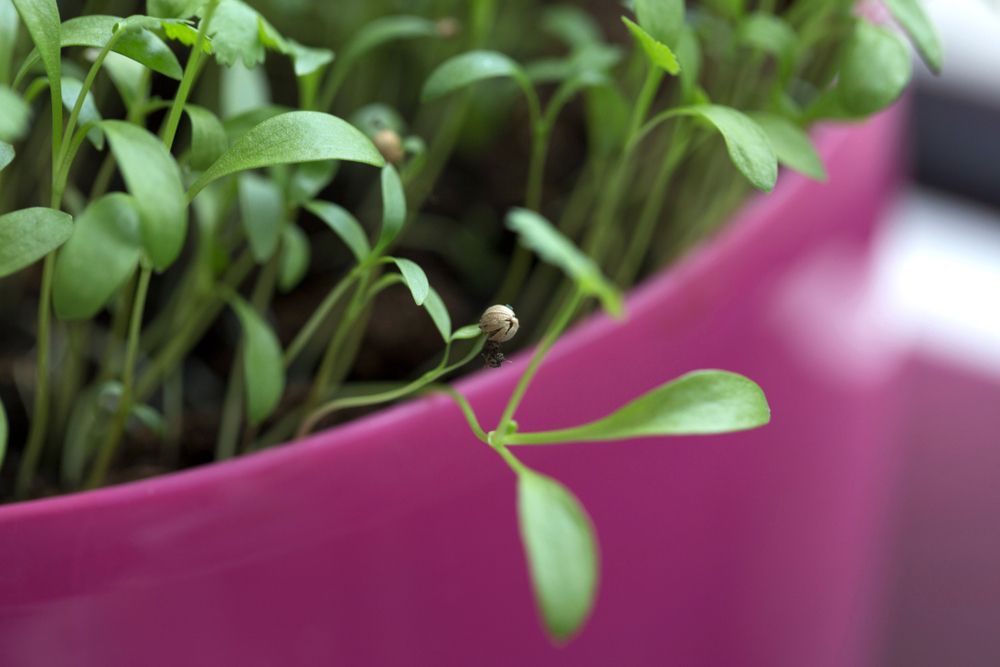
(0, 0, 939, 645)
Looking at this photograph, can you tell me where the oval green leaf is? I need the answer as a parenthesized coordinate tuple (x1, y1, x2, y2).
(622, 16, 680, 75)
(377, 164, 405, 252)
(100, 119, 187, 271)
(749, 112, 826, 181)
(390, 257, 428, 306)
(505, 208, 622, 318)
(188, 111, 384, 199)
(422, 286, 451, 342)
(670, 105, 777, 191)
(341, 15, 437, 71)
(518, 469, 598, 642)
(278, 224, 309, 293)
(231, 296, 285, 425)
(184, 104, 227, 171)
(305, 200, 370, 264)
(422, 50, 529, 101)
(53, 193, 142, 320)
(61, 14, 182, 79)
(12, 0, 61, 130)
(837, 21, 911, 117)
(0, 207, 72, 277)
(451, 323, 482, 341)
(887, 0, 941, 73)
(238, 172, 283, 262)
(506, 370, 770, 445)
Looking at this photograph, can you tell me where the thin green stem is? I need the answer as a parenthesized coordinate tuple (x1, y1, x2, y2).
(14, 254, 56, 499)
(430, 384, 488, 443)
(284, 267, 360, 366)
(493, 289, 584, 444)
(85, 264, 152, 489)
(161, 0, 218, 151)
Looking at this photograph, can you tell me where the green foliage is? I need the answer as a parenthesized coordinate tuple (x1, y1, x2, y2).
(376, 165, 405, 253)
(886, 0, 941, 73)
(506, 208, 622, 318)
(518, 469, 598, 642)
(749, 112, 826, 181)
(635, 0, 684, 48)
(183, 104, 227, 170)
(305, 200, 371, 263)
(0, 207, 72, 277)
(100, 120, 187, 271)
(237, 172, 283, 262)
(230, 296, 284, 425)
(422, 50, 529, 101)
(188, 111, 384, 198)
(0, 85, 29, 141)
(0, 141, 13, 171)
(506, 371, 770, 445)
(277, 224, 309, 292)
(53, 193, 141, 320)
(836, 21, 911, 117)
(622, 16, 680, 75)
(391, 257, 429, 306)
(11, 0, 62, 123)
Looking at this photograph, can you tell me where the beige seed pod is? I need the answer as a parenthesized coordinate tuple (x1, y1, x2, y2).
(479, 304, 519, 343)
(373, 128, 405, 165)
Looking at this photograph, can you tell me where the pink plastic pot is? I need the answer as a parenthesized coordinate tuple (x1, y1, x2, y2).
(0, 106, 905, 666)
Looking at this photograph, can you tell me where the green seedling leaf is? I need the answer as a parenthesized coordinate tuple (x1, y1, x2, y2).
(377, 164, 405, 252)
(422, 50, 530, 101)
(238, 172, 283, 262)
(184, 104, 227, 170)
(339, 15, 438, 73)
(1, 0, 18, 84)
(53, 193, 142, 320)
(887, 0, 941, 73)
(278, 224, 309, 292)
(230, 296, 284, 425)
(205, 0, 265, 67)
(188, 111, 383, 198)
(541, 5, 603, 49)
(675, 28, 702, 103)
(220, 59, 270, 120)
(451, 324, 482, 341)
(667, 105, 777, 191)
(505, 208, 622, 318)
(257, 16, 332, 77)
(636, 0, 684, 48)
(0, 207, 72, 277)
(390, 257, 429, 306)
(749, 112, 826, 181)
(148, 0, 202, 18)
(0, 396, 7, 471)
(100, 120, 187, 271)
(0, 141, 13, 171)
(0, 85, 29, 141)
(61, 14, 183, 79)
(518, 468, 598, 642)
(61, 76, 103, 149)
(12, 0, 62, 125)
(738, 12, 796, 61)
(101, 51, 145, 110)
(161, 21, 213, 53)
(526, 43, 622, 85)
(506, 370, 770, 445)
(622, 16, 680, 75)
(836, 21, 911, 117)
(305, 200, 370, 264)
(423, 286, 451, 342)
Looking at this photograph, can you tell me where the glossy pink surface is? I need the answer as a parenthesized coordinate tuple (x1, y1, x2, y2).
(0, 107, 904, 666)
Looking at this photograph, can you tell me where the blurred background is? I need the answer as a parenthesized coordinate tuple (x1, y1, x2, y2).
(858, 1, 1000, 665)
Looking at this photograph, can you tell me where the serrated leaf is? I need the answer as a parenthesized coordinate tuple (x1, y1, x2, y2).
(161, 21, 212, 53)
(505, 208, 622, 318)
(53, 193, 142, 320)
(422, 50, 529, 101)
(670, 105, 777, 191)
(59, 14, 183, 79)
(423, 286, 451, 342)
(636, 0, 684, 47)
(188, 111, 384, 198)
(0, 141, 13, 171)
(390, 257, 428, 306)
(887, 0, 941, 73)
(183, 104, 227, 170)
(305, 200, 370, 264)
(518, 469, 598, 642)
(230, 296, 284, 425)
(0, 207, 72, 277)
(205, 0, 263, 67)
(257, 16, 332, 78)
(749, 112, 825, 181)
(622, 16, 680, 75)
(277, 224, 309, 292)
(61, 76, 103, 149)
(0, 84, 29, 141)
(836, 21, 911, 117)
(100, 120, 188, 271)
(506, 370, 770, 445)
(376, 164, 405, 252)
(238, 172, 283, 262)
